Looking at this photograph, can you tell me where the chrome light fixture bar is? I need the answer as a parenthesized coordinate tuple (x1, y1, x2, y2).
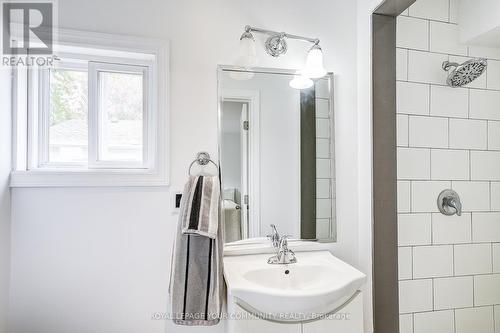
(242, 25, 320, 58)
(236, 25, 327, 88)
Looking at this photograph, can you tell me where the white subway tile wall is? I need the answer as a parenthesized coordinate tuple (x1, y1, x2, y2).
(413, 245, 453, 278)
(397, 81, 430, 115)
(430, 85, 468, 118)
(397, 48, 409, 81)
(429, 21, 467, 56)
(399, 279, 434, 313)
(432, 213, 472, 244)
(397, 148, 431, 179)
(433, 276, 473, 310)
(400, 313, 414, 333)
(315, 81, 335, 239)
(399, 246, 413, 280)
(414, 310, 455, 333)
(455, 307, 495, 333)
(397, 16, 429, 51)
(397, 1, 500, 330)
(431, 150, 469, 180)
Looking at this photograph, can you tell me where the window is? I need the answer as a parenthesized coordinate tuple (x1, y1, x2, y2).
(47, 65, 89, 164)
(11, 30, 168, 187)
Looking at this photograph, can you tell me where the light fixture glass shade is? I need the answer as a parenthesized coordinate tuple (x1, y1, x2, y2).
(289, 73, 313, 89)
(235, 32, 257, 69)
(231, 32, 257, 80)
(303, 44, 327, 79)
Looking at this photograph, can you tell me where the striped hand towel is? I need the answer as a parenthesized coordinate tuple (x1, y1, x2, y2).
(181, 176, 220, 239)
(169, 175, 224, 326)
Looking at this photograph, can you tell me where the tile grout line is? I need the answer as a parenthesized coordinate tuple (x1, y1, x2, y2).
(453, 308, 457, 333)
(447, 117, 450, 149)
(472, 273, 475, 307)
(407, 13, 460, 26)
(410, 180, 413, 213)
(407, 114, 410, 148)
(400, 304, 499, 316)
(469, 150, 472, 181)
(397, 145, 500, 153)
(467, 88, 471, 119)
(398, 78, 500, 93)
(430, 212, 433, 245)
(427, 19, 431, 52)
(452, 244, 456, 275)
(493, 305, 496, 333)
(398, 272, 500, 281)
(492, 240, 495, 274)
(411, 313, 415, 333)
(395, 112, 495, 125)
(410, 245, 414, 280)
(488, 120, 490, 151)
(406, 47, 410, 81)
(471, 212, 474, 244)
(490, 181, 493, 211)
(432, 278, 435, 311)
(448, 0, 451, 23)
(398, 43, 500, 62)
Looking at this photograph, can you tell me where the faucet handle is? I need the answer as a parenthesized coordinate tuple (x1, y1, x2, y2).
(267, 224, 280, 248)
(437, 189, 462, 216)
(278, 235, 292, 249)
(447, 198, 462, 216)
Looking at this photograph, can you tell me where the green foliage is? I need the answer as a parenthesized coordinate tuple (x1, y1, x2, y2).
(102, 72, 142, 121)
(49, 69, 143, 126)
(50, 69, 88, 126)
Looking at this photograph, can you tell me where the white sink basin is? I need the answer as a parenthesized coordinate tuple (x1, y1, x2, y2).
(223, 250, 366, 321)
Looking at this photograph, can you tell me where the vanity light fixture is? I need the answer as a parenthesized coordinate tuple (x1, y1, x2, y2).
(236, 30, 257, 69)
(237, 25, 327, 87)
(303, 44, 327, 79)
(289, 71, 314, 89)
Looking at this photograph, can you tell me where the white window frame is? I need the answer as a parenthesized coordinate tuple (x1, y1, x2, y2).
(88, 61, 152, 169)
(10, 29, 169, 187)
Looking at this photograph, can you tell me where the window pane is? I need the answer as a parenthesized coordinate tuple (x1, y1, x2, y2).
(49, 69, 88, 163)
(99, 71, 143, 162)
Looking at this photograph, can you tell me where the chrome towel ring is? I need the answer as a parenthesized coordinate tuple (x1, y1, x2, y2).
(188, 152, 219, 176)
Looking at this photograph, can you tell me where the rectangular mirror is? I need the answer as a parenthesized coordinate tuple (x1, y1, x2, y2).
(218, 66, 336, 243)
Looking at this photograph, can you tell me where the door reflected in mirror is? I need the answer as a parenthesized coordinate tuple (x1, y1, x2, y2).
(218, 66, 336, 243)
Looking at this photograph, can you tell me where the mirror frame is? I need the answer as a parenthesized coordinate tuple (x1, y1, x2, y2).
(217, 65, 336, 243)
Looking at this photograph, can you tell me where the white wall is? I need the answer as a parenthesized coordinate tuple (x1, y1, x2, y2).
(0, 68, 12, 333)
(396, 1, 500, 332)
(220, 132, 241, 192)
(8, 0, 362, 332)
(459, 0, 500, 47)
(220, 101, 242, 198)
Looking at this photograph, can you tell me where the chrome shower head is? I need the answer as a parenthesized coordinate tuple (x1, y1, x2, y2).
(442, 58, 487, 87)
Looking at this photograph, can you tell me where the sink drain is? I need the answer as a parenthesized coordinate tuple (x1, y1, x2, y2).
(284, 270, 290, 275)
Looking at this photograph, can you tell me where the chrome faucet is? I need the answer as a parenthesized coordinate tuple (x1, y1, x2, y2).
(267, 226, 297, 264)
(437, 189, 462, 216)
(267, 224, 280, 248)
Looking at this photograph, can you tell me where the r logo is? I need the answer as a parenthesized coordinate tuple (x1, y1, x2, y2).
(2, 2, 53, 55)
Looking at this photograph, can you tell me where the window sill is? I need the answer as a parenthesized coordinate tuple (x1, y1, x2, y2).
(10, 169, 169, 187)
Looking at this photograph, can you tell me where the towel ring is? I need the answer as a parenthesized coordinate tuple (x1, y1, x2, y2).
(188, 152, 218, 176)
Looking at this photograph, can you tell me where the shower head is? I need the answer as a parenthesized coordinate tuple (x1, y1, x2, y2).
(442, 58, 487, 87)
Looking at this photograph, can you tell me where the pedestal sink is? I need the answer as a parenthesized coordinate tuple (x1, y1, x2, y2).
(224, 250, 366, 323)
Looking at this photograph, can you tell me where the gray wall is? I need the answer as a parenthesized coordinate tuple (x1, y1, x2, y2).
(0, 68, 12, 333)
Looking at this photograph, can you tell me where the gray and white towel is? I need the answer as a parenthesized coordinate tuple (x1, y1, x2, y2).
(169, 175, 224, 326)
(181, 176, 220, 239)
